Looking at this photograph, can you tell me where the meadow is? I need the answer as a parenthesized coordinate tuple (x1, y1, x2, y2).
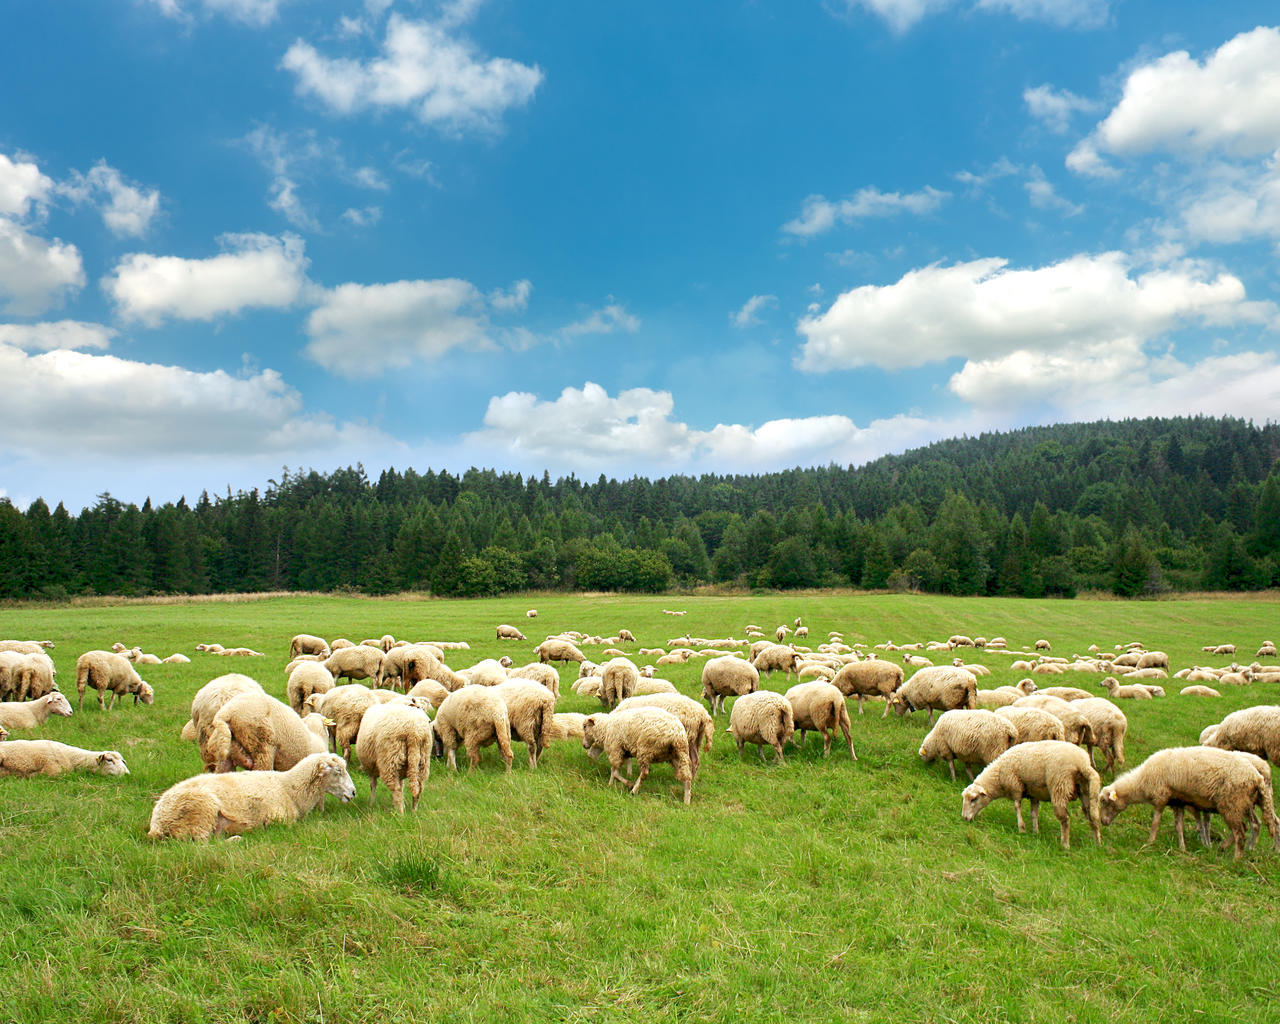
(2, 591, 1279, 1024)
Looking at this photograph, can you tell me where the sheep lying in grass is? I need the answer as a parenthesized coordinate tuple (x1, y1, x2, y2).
(887, 667, 978, 725)
(0, 691, 73, 732)
(286, 661, 336, 715)
(0, 740, 128, 778)
(581, 707, 693, 804)
(74, 651, 152, 711)
(701, 655, 760, 716)
(634, 677, 677, 696)
(148, 752, 354, 840)
(919, 710, 1017, 780)
(994, 706, 1065, 744)
(832, 660, 905, 716)
(492, 680, 556, 769)
(1200, 705, 1280, 762)
(355, 702, 433, 813)
(728, 690, 795, 763)
(433, 686, 513, 772)
(1101, 676, 1160, 700)
(1033, 686, 1094, 702)
(1099, 746, 1279, 858)
(208, 693, 331, 773)
(961, 740, 1101, 849)
(615, 693, 714, 776)
(1180, 685, 1222, 697)
(785, 682, 855, 760)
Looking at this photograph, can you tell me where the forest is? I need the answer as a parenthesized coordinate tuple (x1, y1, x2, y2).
(1, 415, 1278, 600)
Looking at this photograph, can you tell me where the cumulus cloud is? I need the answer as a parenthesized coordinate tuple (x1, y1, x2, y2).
(730, 294, 777, 328)
(0, 321, 116, 351)
(104, 233, 308, 325)
(60, 161, 161, 237)
(782, 186, 948, 238)
(0, 152, 53, 219)
(0, 219, 85, 316)
(489, 279, 532, 312)
(1179, 156, 1280, 244)
(1024, 84, 1098, 134)
(842, 0, 1106, 32)
(281, 13, 543, 133)
(561, 302, 640, 338)
(795, 252, 1251, 373)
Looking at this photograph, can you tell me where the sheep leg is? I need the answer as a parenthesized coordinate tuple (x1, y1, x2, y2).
(771, 741, 786, 765)
(963, 763, 976, 783)
(1173, 807, 1187, 851)
(257, 743, 278, 772)
(1029, 799, 1040, 834)
(735, 738, 744, 758)
(1014, 798, 1026, 833)
(629, 761, 651, 796)
(465, 739, 482, 770)
(1146, 807, 1164, 846)
(1196, 810, 1212, 847)
(688, 739, 700, 776)
(947, 757, 956, 782)
(821, 729, 832, 758)
(388, 776, 405, 814)
(446, 745, 458, 771)
(1220, 813, 1245, 860)
(368, 774, 379, 806)
(842, 722, 856, 761)
(1053, 798, 1071, 849)
(856, 695, 864, 715)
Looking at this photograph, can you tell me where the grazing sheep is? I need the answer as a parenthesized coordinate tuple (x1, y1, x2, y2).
(304, 684, 385, 761)
(184, 674, 265, 769)
(615, 693, 714, 776)
(752, 644, 801, 679)
(496, 624, 527, 641)
(785, 682, 855, 760)
(1071, 698, 1128, 773)
(433, 686, 514, 772)
(492, 680, 556, 768)
(0, 740, 129, 778)
(1257, 642, 1277, 658)
(207, 693, 330, 773)
(1011, 694, 1094, 750)
(1209, 644, 1237, 656)
(289, 634, 330, 661)
(536, 639, 586, 665)
(0, 692, 74, 732)
(961, 740, 1102, 849)
(148, 753, 355, 840)
(775, 625, 790, 643)
(456, 658, 508, 688)
(728, 690, 795, 763)
(1099, 746, 1278, 858)
(1201, 705, 1280, 763)
(356, 702, 434, 812)
(1034, 639, 1052, 651)
(286, 662, 336, 715)
(994, 706, 1066, 745)
(887, 667, 978, 725)
(919, 710, 1017, 780)
(599, 657, 641, 710)
(3, 652, 56, 701)
(948, 635, 975, 649)
(581, 708, 693, 803)
(405, 678, 449, 708)
(618, 628, 636, 643)
(526, 609, 538, 618)
(330, 638, 354, 650)
(505, 662, 561, 699)
(701, 655, 760, 716)
(74, 650, 151, 711)
(1180, 685, 1222, 698)
(377, 644, 438, 692)
(324, 646, 384, 685)
(831, 660, 905, 717)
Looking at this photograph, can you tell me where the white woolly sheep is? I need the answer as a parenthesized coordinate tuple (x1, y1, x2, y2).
(324, 645, 384, 685)
(405, 678, 450, 708)
(1011, 694, 1095, 751)
(536, 638, 586, 664)
(356, 702, 434, 812)
(492, 680, 556, 768)
(0, 740, 128, 778)
(1034, 639, 1052, 651)
(615, 693, 714, 776)
(506, 662, 561, 699)
(1069, 698, 1128, 774)
(581, 708, 693, 803)
(288, 634, 330, 661)
(0, 691, 74, 732)
(208, 692, 330, 773)
(1181, 685, 1222, 698)
(618, 628, 636, 643)
(961, 740, 1101, 849)
(184, 673, 265, 769)
(496, 624, 527, 641)
(919, 710, 1017, 780)
(1201, 705, 1280, 763)
(3, 651, 56, 701)
(162, 653, 191, 664)
(599, 657, 640, 710)
(526, 609, 538, 618)
(728, 690, 795, 763)
(148, 752, 354, 840)
(75, 650, 151, 711)
(887, 667, 978, 726)
(433, 686, 514, 772)
(785, 682, 855, 760)
(286, 661, 336, 715)
(831, 660, 905, 717)
(550, 712, 587, 741)
(634, 677, 677, 696)
(456, 658, 508, 688)
(701, 655, 760, 716)
(752, 644, 801, 679)
(1032, 686, 1094, 702)
(1100, 676, 1156, 700)
(304, 683, 385, 760)
(994, 706, 1066, 745)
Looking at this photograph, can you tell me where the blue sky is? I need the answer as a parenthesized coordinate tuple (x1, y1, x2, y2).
(3, 0, 1280, 511)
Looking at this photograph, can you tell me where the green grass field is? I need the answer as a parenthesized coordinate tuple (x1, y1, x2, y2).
(2, 592, 1280, 1024)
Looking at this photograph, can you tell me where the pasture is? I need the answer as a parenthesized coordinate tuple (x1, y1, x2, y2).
(2, 592, 1279, 1023)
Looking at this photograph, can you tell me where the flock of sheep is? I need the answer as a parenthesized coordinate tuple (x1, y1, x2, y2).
(1, 621, 1279, 858)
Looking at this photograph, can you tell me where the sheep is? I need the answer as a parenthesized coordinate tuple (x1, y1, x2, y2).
(496, 624, 527, 641)
(433, 686, 514, 772)
(919, 710, 1017, 780)
(728, 690, 795, 763)
(195, 643, 226, 654)
(526, 609, 538, 618)
(492, 680, 556, 768)
(994, 706, 1066, 745)
(550, 712, 587, 741)
(785, 682, 855, 760)
(599, 657, 640, 710)
(1072, 698, 1128, 773)
(0, 724, 6, 741)
(831, 660, 905, 717)
(207, 693, 330, 773)
(286, 661, 336, 715)
(903, 654, 934, 669)
(1207, 643, 1237, 656)
(330, 638, 354, 650)
(375, 644, 431, 692)
(1100, 676, 1156, 701)
(948, 635, 976, 649)
(304, 683, 383, 761)
(405, 678, 449, 708)
(581, 708, 693, 803)
(1031, 663, 1064, 676)
(1034, 639, 1052, 651)
(0, 651, 26, 700)
(397, 648, 466, 693)
(775, 625, 789, 643)
(886, 667, 978, 725)
(183, 673, 265, 768)
(1032, 686, 1094, 702)
(1181, 685, 1222, 698)
(1011, 694, 1094, 750)
(701, 655, 760, 716)
(0, 691, 74, 732)
(0, 740, 129, 778)
(656, 650, 692, 667)
(74, 650, 151, 711)
(162, 653, 191, 664)
(506, 662, 561, 699)
(2, 651, 57, 701)
(324, 646, 384, 685)
(1099, 746, 1278, 858)
(355, 702, 434, 812)
(618, 628, 636, 643)
(288, 634, 330, 661)
(1257, 642, 1277, 658)
(536, 638, 586, 665)
(752, 644, 801, 679)
(961, 741, 1102, 849)
(634, 677, 677, 696)
(0, 640, 50, 655)
(148, 752, 354, 840)
(615, 693, 714, 776)
(1010, 660, 1037, 673)
(1201, 705, 1280, 763)
(1136, 651, 1170, 671)
(216, 647, 265, 657)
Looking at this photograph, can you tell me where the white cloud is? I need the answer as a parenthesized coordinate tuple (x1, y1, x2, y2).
(843, 0, 1106, 32)
(782, 186, 948, 238)
(0, 321, 116, 351)
(304, 278, 491, 375)
(1064, 138, 1117, 179)
(795, 252, 1250, 372)
(104, 233, 308, 325)
(730, 294, 777, 328)
(955, 157, 1020, 191)
(267, 177, 317, 230)
(60, 162, 161, 238)
(1180, 156, 1280, 244)
(0, 219, 85, 316)
(948, 338, 1148, 405)
(342, 205, 383, 227)
(282, 13, 543, 133)
(1024, 84, 1098, 134)
(489, 279, 532, 312)
(1024, 166, 1083, 215)
(0, 153, 53, 219)
(148, 0, 287, 26)
(352, 166, 389, 191)
(844, 0, 952, 33)
(562, 302, 640, 338)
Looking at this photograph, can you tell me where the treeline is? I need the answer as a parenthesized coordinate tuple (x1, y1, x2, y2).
(1, 415, 1279, 600)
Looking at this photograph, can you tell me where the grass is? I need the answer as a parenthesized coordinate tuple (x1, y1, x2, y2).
(2, 592, 1280, 1023)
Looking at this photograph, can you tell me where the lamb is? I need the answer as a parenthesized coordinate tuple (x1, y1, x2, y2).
(324, 645, 384, 685)
(1100, 676, 1156, 700)
(289, 634, 330, 660)
(492, 680, 556, 768)
(74, 650, 152, 711)
(1071, 698, 1128, 773)
(994, 706, 1066, 744)
(1201, 705, 1280, 763)
(728, 690, 795, 763)
(599, 657, 641, 710)
(286, 661, 336, 715)
(0, 691, 74, 732)
(355, 701, 434, 812)
(1011, 694, 1094, 749)
(1098, 746, 1278, 858)
(496, 624, 527, 641)
(581, 708, 693, 803)
(785, 682, 855, 760)
(536, 638, 587, 664)
(752, 644, 801, 679)
(129, 649, 163, 666)
(615, 693, 714, 775)
(207, 692, 331, 773)
(831, 660, 905, 716)
(1180, 685, 1222, 698)
(148, 752, 355, 840)
(0, 740, 129, 778)
(433, 686, 514, 772)
(886, 667, 978, 725)
(701, 655, 760, 715)
(961, 741, 1102, 849)
(918, 710, 1017, 780)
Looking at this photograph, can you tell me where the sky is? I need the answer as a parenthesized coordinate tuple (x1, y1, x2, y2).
(3, 0, 1280, 512)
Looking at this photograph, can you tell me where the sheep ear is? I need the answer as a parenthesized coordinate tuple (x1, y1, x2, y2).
(323, 717, 336, 727)
(97, 753, 108, 766)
